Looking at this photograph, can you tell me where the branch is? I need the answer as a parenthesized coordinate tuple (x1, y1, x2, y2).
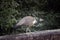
(0, 29, 60, 40)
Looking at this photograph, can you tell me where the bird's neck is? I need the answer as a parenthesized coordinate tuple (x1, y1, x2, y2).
(33, 19, 37, 24)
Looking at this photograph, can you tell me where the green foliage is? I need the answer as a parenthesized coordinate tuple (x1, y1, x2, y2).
(0, 0, 59, 35)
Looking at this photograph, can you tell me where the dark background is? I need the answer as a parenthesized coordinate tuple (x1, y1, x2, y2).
(0, 0, 60, 36)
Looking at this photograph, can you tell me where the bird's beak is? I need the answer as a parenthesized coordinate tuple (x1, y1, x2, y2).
(39, 18, 44, 22)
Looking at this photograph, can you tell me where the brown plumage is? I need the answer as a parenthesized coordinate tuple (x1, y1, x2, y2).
(14, 16, 37, 32)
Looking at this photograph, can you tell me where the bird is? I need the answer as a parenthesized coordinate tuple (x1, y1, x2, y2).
(39, 18, 44, 22)
(13, 16, 37, 32)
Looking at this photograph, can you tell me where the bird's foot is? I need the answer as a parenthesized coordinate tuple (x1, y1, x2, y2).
(26, 28, 31, 33)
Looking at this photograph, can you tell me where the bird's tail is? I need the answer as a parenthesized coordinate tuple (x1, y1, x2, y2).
(13, 25, 20, 29)
(11, 25, 20, 33)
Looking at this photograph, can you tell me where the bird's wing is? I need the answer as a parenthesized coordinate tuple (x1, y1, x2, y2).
(16, 18, 25, 26)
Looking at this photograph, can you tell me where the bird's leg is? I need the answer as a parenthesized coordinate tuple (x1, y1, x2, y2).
(26, 27, 31, 33)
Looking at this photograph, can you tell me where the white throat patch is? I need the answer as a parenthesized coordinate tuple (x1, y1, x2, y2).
(33, 20, 37, 24)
